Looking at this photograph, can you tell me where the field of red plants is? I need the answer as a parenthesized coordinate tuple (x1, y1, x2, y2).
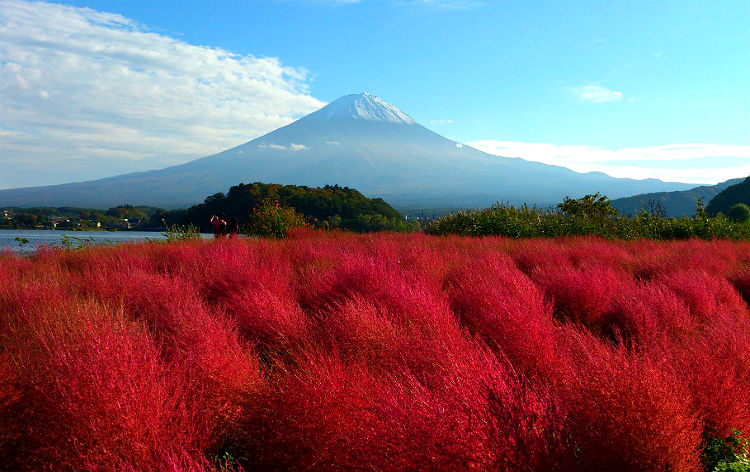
(1, 230, 749, 471)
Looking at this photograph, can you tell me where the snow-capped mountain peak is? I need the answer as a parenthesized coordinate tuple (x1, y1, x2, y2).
(0, 91, 695, 210)
(304, 92, 416, 125)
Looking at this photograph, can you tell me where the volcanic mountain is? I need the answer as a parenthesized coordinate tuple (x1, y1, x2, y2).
(0, 93, 694, 209)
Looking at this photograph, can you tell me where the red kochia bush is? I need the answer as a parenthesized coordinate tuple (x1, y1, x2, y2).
(530, 263, 628, 333)
(3, 300, 198, 470)
(237, 345, 569, 471)
(445, 250, 562, 381)
(558, 331, 702, 471)
(602, 280, 693, 347)
(1, 234, 748, 471)
(728, 260, 750, 305)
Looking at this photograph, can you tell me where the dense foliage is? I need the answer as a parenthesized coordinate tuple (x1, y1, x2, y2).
(707, 177, 750, 217)
(426, 195, 750, 240)
(180, 182, 417, 233)
(243, 199, 308, 238)
(1, 232, 749, 470)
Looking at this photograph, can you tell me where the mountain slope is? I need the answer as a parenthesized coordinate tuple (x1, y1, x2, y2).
(706, 176, 750, 216)
(0, 93, 694, 209)
(611, 178, 745, 217)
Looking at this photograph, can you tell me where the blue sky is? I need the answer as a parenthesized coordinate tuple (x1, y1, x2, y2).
(1, 0, 748, 188)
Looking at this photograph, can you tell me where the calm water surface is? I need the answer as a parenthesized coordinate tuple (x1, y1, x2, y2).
(0, 229, 213, 254)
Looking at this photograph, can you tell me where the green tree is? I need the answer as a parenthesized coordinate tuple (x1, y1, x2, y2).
(13, 213, 39, 228)
(557, 193, 618, 218)
(727, 203, 750, 223)
(244, 198, 307, 238)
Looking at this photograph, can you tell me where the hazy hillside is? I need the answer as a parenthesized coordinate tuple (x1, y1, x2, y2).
(610, 178, 744, 217)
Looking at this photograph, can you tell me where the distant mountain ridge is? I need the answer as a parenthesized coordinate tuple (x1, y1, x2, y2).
(611, 178, 744, 217)
(0, 93, 694, 209)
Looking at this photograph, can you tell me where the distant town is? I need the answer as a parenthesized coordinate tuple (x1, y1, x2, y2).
(0, 205, 169, 231)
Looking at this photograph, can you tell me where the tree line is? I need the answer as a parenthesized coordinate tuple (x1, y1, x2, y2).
(424, 193, 750, 240)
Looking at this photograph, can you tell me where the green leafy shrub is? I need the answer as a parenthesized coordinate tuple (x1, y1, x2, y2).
(425, 195, 750, 240)
(727, 204, 750, 224)
(703, 429, 750, 472)
(13, 237, 29, 250)
(243, 198, 307, 238)
(57, 234, 104, 250)
(557, 192, 618, 218)
(161, 219, 201, 242)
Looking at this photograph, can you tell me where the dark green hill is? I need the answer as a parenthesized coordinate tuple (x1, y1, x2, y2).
(181, 182, 413, 233)
(611, 178, 743, 217)
(706, 176, 750, 216)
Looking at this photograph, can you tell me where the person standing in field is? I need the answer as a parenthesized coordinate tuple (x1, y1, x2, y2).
(210, 213, 227, 238)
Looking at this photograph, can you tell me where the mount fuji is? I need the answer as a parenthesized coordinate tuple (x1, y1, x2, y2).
(0, 93, 694, 209)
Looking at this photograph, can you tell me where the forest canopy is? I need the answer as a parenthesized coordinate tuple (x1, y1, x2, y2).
(180, 182, 417, 233)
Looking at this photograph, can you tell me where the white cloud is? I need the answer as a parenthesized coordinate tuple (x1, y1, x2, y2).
(572, 85, 623, 103)
(325, 140, 340, 146)
(260, 142, 308, 151)
(0, 0, 325, 188)
(468, 140, 750, 184)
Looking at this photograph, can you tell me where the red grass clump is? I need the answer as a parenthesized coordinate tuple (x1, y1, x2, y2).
(558, 331, 702, 471)
(1, 234, 748, 471)
(531, 263, 629, 333)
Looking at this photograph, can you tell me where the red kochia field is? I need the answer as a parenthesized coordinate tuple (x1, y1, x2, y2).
(1, 231, 749, 471)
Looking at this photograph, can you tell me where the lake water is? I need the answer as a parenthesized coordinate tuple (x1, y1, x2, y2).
(0, 229, 213, 254)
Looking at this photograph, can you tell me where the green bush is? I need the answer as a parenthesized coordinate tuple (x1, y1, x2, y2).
(727, 204, 750, 224)
(703, 429, 750, 472)
(425, 195, 750, 240)
(243, 199, 307, 238)
(161, 219, 201, 242)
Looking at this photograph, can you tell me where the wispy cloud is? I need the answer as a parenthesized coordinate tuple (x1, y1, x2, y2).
(430, 119, 453, 126)
(258, 142, 308, 151)
(468, 140, 750, 184)
(0, 0, 325, 188)
(572, 85, 623, 103)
